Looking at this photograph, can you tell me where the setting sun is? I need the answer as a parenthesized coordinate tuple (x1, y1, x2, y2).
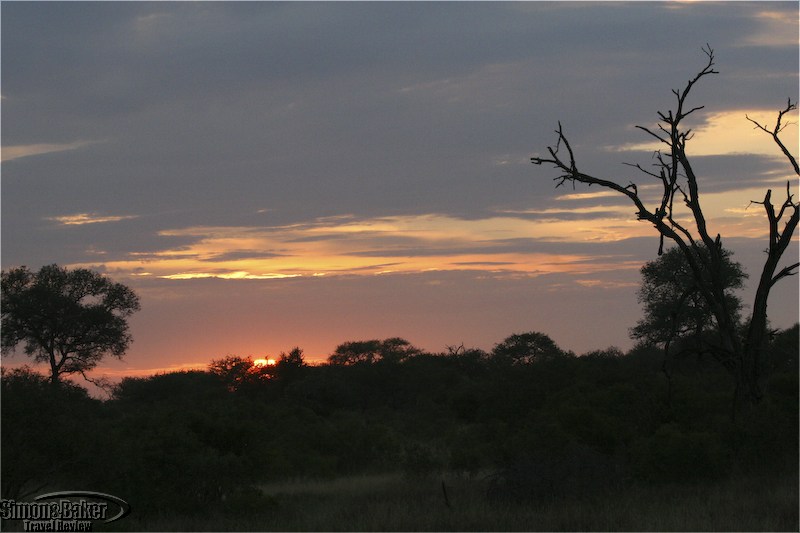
(253, 358, 276, 367)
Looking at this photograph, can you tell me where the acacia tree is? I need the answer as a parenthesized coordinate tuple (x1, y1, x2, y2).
(1, 264, 141, 386)
(531, 47, 798, 409)
(208, 355, 272, 391)
(327, 337, 422, 365)
(491, 331, 569, 365)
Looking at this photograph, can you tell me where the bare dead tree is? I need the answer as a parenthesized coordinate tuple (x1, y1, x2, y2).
(531, 46, 799, 412)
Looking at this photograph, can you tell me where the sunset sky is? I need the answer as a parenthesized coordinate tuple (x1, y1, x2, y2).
(2, 2, 798, 379)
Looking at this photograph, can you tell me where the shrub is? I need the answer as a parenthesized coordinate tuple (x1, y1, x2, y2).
(631, 423, 731, 483)
(486, 444, 627, 502)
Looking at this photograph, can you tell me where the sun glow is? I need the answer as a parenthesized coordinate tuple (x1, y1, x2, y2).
(253, 358, 276, 367)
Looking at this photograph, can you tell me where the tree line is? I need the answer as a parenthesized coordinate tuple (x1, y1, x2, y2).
(2, 323, 797, 519)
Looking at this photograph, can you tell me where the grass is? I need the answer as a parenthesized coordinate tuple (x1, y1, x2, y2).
(100, 469, 799, 531)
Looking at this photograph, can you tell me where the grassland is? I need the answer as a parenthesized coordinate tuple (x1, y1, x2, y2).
(107, 469, 798, 532)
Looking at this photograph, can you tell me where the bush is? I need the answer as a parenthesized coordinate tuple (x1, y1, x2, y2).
(401, 441, 446, 477)
(487, 444, 627, 502)
(631, 423, 731, 483)
(1, 367, 101, 499)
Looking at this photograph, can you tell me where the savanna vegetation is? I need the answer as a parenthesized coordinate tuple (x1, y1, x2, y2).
(1, 322, 798, 531)
(2, 47, 798, 531)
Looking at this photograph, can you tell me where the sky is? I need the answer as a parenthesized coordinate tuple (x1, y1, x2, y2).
(2, 1, 798, 379)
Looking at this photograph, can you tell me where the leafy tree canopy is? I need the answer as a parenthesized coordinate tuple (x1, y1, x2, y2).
(275, 347, 307, 383)
(1, 264, 140, 385)
(491, 331, 571, 365)
(208, 355, 272, 391)
(328, 337, 422, 365)
(630, 245, 747, 347)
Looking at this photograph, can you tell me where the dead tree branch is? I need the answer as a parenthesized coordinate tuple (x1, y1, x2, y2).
(531, 46, 799, 410)
(747, 99, 800, 175)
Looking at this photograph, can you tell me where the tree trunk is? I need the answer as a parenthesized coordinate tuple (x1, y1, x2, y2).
(48, 349, 62, 386)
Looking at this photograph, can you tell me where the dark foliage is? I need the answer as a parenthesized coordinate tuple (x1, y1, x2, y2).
(491, 331, 573, 365)
(328, 337, 422, 365)
(1, 264, 140, 385)
(486, 444, 627, 502)
(631, 245, 747, 347)
(1, 366, 100, 499)
(1, 326, 796, 522)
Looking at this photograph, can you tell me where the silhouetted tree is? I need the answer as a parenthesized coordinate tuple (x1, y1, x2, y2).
(208, 355, 271, 391)
(444, 344, 490, 377)
(328, 337, 422, 365)
(531, 46, 798, 409)
(328, 340, 382, 365)
(275, 347, 307, 383)
(1, 264, 140, 385)
(491, 331, 569, 365)
(581, 347, 625, 360)
(445, 343, 489, 360)
(379, 337, 424, 363)
(631, 245, 746, 348)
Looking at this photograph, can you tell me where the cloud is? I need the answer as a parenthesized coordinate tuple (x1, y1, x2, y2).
(1, 140, 100, 162)
(554, 191, 624, 202)
(204, 250, 287, 263)
(575, 279, 640, 290)
(610, 108, 799, 158)
(161, 272, 301, 280)
(46, 212, 139, 225)
(495, 205, 636, 221)
(739, 9, 800, 47)
(62, 204, 769, 282)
